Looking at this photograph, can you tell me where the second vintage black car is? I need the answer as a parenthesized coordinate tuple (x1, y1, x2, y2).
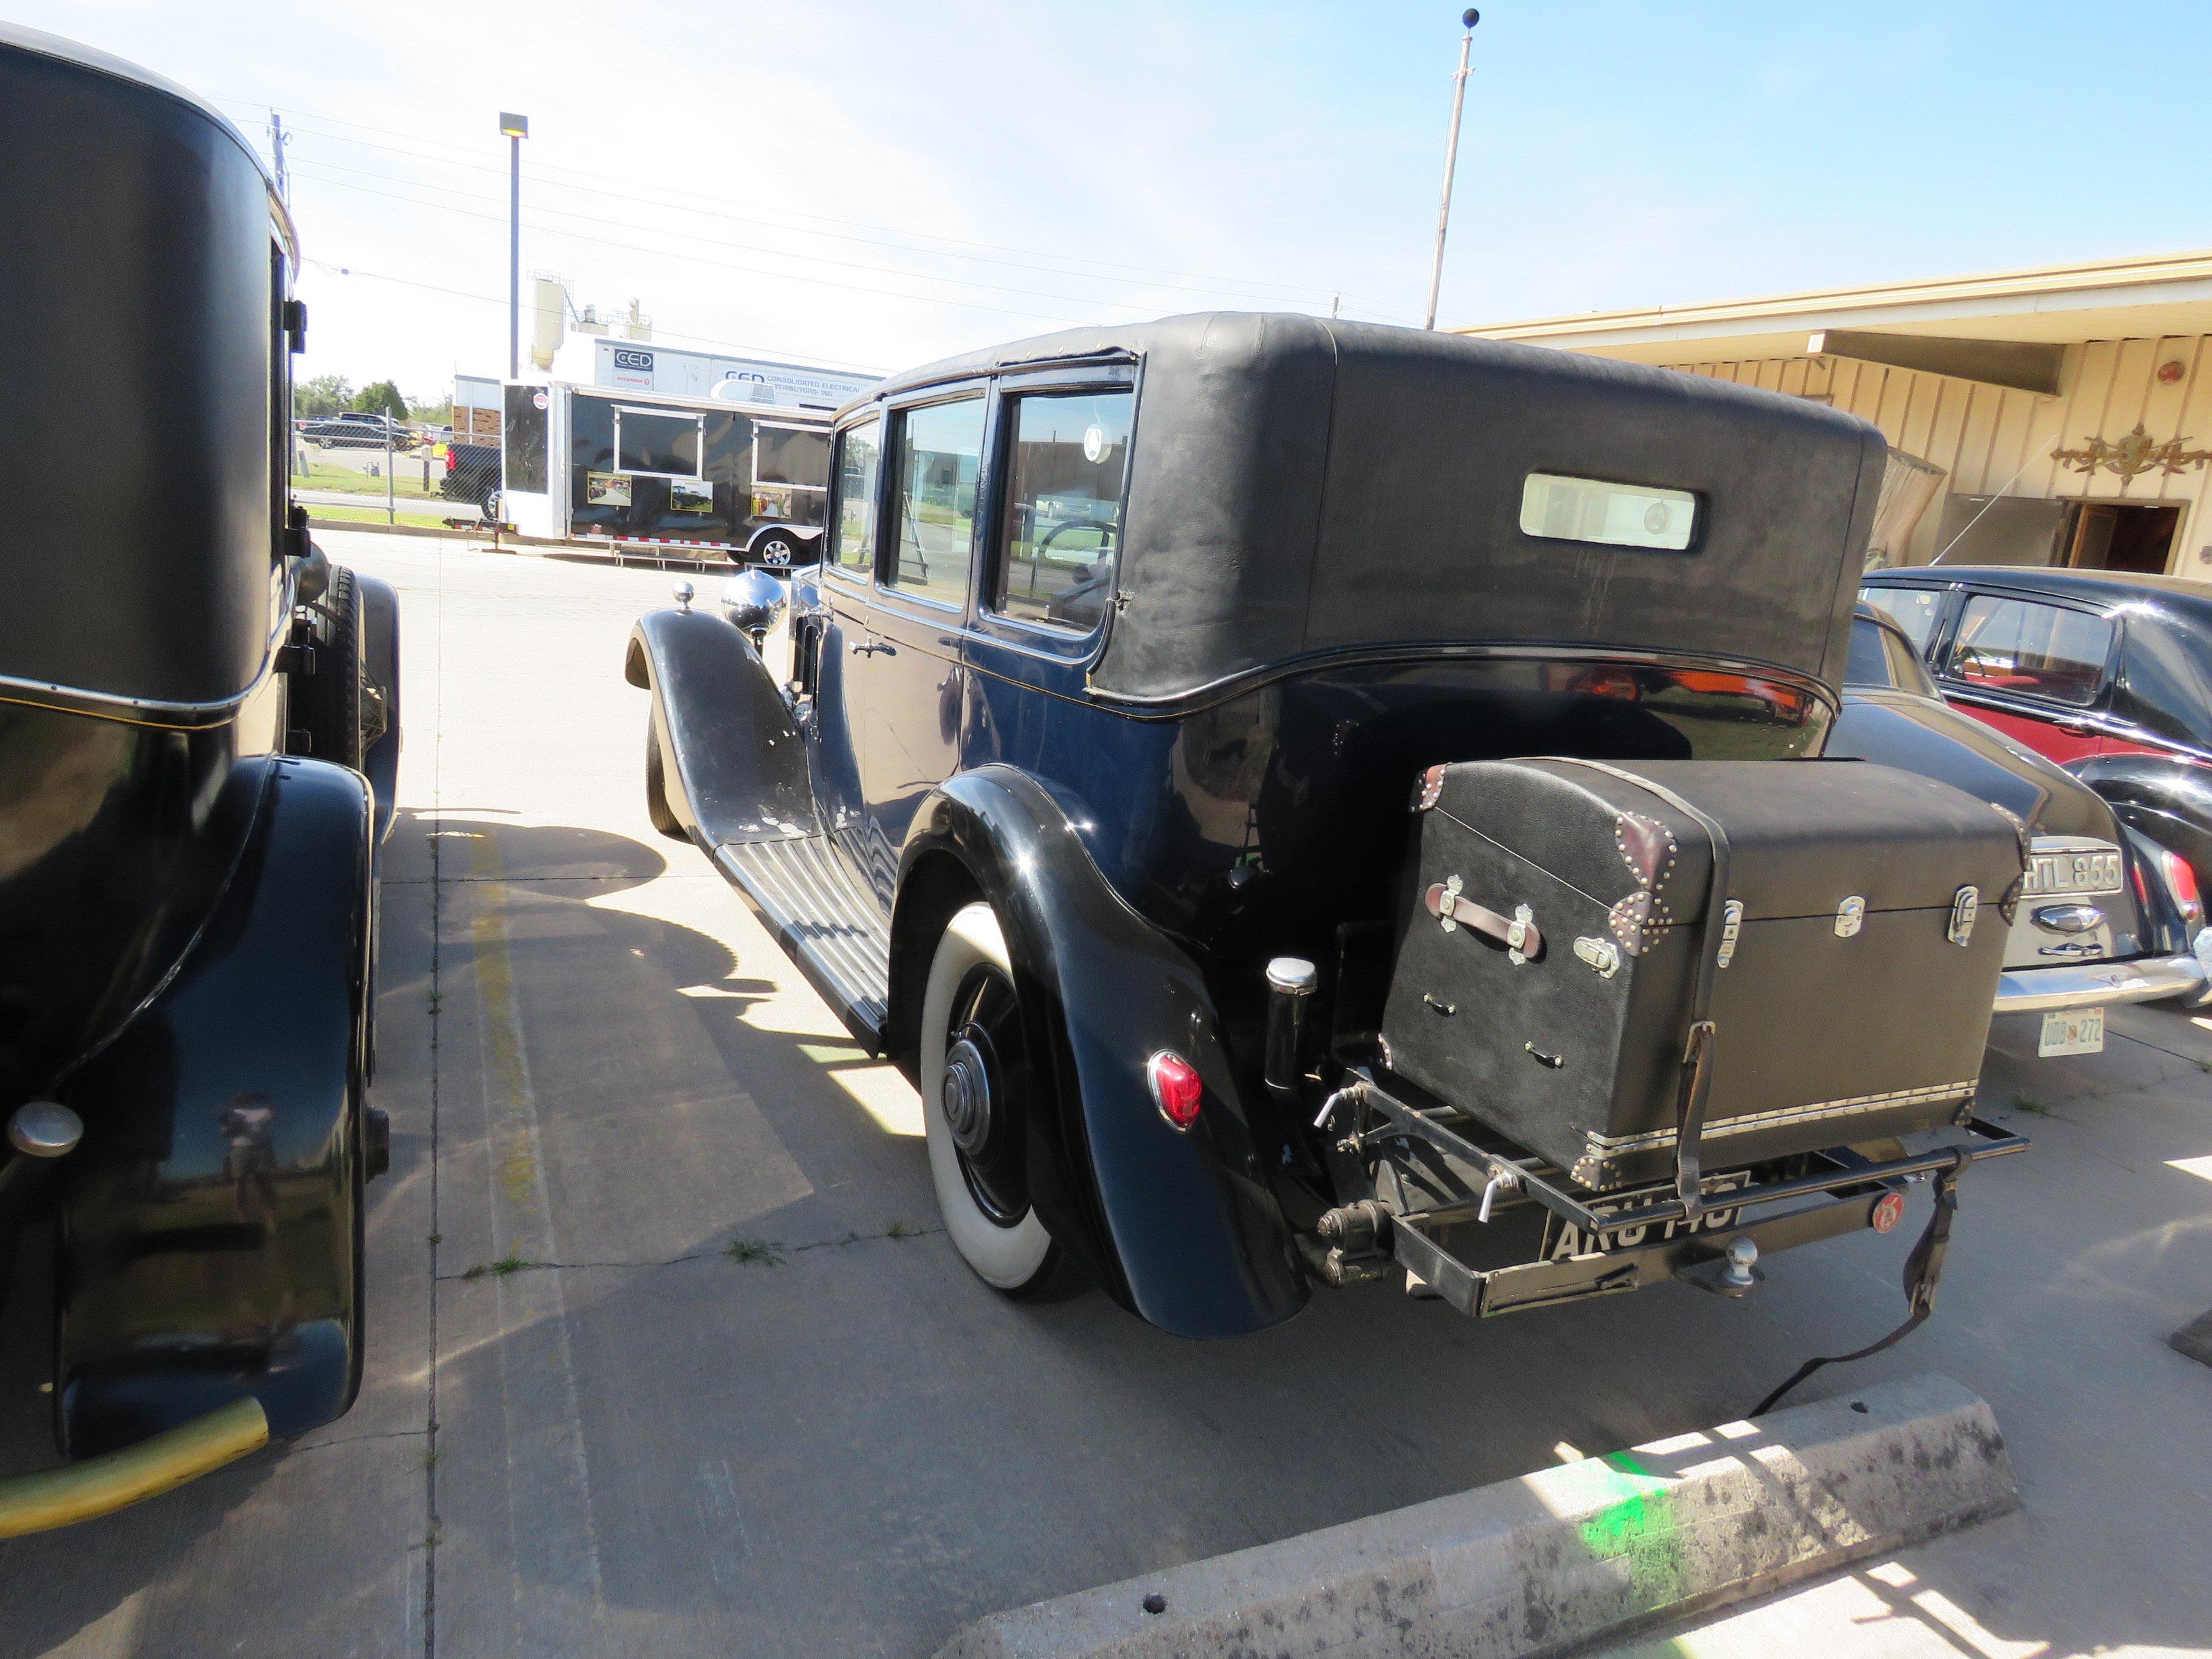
(0, 24, 398, 1528)
(630, 314, 2028, 1373)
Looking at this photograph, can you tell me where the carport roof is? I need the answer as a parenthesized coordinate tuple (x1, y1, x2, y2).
(1456, 249, 2212, 366)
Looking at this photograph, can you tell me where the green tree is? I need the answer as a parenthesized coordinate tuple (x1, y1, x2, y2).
(409, 392, 454, 426)
(296, 373, 355, 418)
(352, 380, 407, 419)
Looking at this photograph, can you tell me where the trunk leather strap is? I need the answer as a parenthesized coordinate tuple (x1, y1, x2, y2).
(1539, 759, 1734, 1217)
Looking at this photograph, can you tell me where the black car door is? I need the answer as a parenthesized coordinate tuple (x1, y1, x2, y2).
(853, 388, 991, 905)
(813, 413, 885, 889)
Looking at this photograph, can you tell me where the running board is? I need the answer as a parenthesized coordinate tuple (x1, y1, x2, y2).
(714, 836, 891, 1051)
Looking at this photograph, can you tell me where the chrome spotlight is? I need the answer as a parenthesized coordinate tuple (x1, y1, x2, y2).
(720, 567, 789, 648)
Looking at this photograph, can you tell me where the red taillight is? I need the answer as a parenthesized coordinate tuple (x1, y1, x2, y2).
(1147, 1051, 1203, 1130)
(1871, 1191, 1907, 1234)
(2160, 849, 2204, 926)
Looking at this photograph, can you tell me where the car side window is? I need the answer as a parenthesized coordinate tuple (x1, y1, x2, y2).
(1944, 594, 2114, 708)
(990, 388, 1132, 634)
(1858, 585, 1942, 656)
(831, 417, 881, 576)
(885, 397, 987, 609)
(2116, 620, 2212, 748)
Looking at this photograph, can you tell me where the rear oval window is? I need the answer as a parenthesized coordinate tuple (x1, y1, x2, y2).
(1519, 473, 1696, 551)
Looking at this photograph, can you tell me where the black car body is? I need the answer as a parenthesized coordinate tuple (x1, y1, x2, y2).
(1860, 565, 2212, 937)
(1833, 609, 2205, 1037)
(0, 25, 398, 1519)
(630, 314, 2025, 1347)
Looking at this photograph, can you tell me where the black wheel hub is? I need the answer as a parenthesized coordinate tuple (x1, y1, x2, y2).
(942, 964, 1030, 1227)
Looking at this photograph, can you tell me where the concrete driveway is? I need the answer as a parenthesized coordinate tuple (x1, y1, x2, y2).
(1, 527, 2207, 1658)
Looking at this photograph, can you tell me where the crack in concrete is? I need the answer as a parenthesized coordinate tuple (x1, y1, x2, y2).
(435, 1223, 944, 1282)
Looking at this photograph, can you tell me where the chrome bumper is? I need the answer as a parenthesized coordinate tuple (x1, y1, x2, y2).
(1994, 951, 2208, 1015)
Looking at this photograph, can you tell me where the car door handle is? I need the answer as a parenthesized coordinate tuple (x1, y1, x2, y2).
(2056, 719, 2095, 736)
(850, 640, 883, 657)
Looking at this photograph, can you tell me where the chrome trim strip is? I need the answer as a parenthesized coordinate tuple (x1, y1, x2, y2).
(1994, 954, 2205, 1015)
(1086, 640, 1839, 724)
(1580, 1080, 1978, 1159)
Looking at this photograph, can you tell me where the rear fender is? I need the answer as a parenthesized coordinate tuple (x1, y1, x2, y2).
(2072, 752, 2212, 895)
(626, 608, 818, 848)
(54, 757, 372, 1458)
(894, 766, 1308, 1339)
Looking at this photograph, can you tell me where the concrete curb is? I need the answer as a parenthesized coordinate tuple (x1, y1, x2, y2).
(933, 1373, 2016, 1659)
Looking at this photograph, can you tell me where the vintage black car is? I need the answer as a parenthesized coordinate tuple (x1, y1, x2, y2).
(1834, 607, 2207, 1052)
(1861, 565, 2212, 951)
(629, 314, 2028, 1376)
(0, 25, 398, 1525)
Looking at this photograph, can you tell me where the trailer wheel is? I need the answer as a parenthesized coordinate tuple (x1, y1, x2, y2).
(920, 903, 1084, 1299)
(644, 711, 687, 840)
(289, 564, 365, 769)
(754, 532, 798, 568)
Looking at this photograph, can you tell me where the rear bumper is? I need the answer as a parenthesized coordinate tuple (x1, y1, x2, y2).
(1994, 951, 2207, 1015)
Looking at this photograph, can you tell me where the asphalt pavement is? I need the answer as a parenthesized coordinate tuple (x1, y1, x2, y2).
(0, 527, 2205, 1659)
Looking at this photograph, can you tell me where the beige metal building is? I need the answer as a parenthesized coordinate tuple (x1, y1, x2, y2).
(1463, 251, 2212, 577)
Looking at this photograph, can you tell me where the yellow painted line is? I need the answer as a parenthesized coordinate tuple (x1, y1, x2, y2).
(469, 834, 541, 1218)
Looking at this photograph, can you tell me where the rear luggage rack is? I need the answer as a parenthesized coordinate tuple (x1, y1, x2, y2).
(1321, 1066, 2026, 1318)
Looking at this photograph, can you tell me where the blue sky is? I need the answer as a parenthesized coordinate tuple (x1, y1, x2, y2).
(14, 1, 2209, 399)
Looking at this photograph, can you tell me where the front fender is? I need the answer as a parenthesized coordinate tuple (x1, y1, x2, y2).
(626, 607, 818, 847)
(54, 756, 372, 1458)
(897, 767, 1308, 1339)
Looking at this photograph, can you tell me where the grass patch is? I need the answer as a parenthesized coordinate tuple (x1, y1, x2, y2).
(306, 504, 458, 530)
(726, 1237, 784, 1266)
(293, 457, 444, 500)
(460, 1252, 535, 1281)
(885, 1220, 912, 1240)
(2012, 1094, 2054, 1116)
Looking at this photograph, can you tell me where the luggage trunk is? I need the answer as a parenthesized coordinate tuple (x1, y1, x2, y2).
(1379, 758, 2024, 1191)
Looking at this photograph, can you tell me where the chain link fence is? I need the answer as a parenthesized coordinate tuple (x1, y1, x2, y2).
(287, 395, 501, 530)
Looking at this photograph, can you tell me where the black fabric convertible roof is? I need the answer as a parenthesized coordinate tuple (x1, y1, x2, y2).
(863, 314, 1887, 703)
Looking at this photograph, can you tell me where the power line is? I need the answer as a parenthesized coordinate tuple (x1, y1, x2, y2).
(287, 164, 1114, 325)
(209, 93, 1412, 319)
(285, 149, 1387, 316)
(299, 258, 886, 372)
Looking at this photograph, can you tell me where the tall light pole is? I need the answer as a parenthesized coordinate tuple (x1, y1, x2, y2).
(499, 112, 529, 377)
(1422, 9, 1478, 331)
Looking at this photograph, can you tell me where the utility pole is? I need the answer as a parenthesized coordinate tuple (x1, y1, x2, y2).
(1422, 9, 1479, 331)
(499, 112, 529, 378)
(268, 111, 291, 205)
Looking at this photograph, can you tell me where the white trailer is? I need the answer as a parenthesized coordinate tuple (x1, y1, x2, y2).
(497, 380, 832, 564)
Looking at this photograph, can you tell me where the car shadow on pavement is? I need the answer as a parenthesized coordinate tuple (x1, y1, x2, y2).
(406, 816, 2200, 1659)
(3, 813, 2203, 1658)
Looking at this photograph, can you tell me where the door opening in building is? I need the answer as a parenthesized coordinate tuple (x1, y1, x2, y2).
(2061, 501, 2179, 574)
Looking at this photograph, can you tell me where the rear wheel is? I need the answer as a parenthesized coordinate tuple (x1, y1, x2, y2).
(920, 903, 1082, 1298)
(644, 711, 687, 840)
(289, 564, 364, 769)
(754, 532, 798, 568)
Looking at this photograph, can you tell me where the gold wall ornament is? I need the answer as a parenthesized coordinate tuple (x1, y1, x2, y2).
(2051, 423, 2212, 480)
